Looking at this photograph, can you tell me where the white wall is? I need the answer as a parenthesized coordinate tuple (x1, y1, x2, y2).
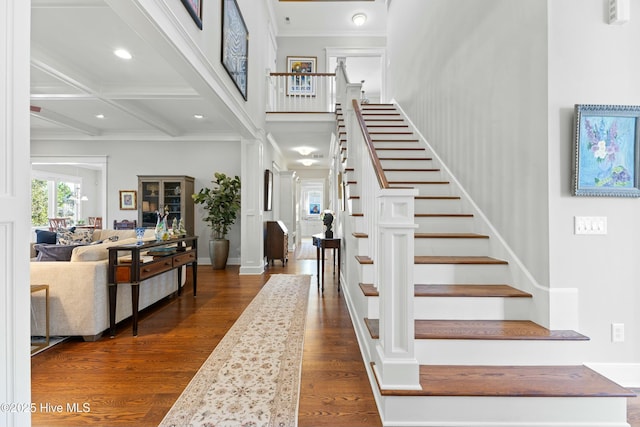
(548, 0, 640, 364)
(31, 140, 243, 264)
(387, 0, 550, 286)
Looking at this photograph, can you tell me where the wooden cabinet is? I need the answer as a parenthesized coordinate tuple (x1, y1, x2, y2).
(265, 221, 288, 266)
(138, 175, 195, 235)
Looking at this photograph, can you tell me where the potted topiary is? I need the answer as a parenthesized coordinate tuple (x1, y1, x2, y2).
(192, 172, 241, 269)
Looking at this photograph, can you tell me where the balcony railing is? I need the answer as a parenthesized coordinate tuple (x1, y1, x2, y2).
(266, 72, 336, 113)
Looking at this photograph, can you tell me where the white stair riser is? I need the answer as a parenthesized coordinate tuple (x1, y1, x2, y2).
(375, 149, 429, 158)
(361, 114, 402, 120)
(367, 127, 410, 134)
(414, 197, 462, 213)
(363, 120, 406, 127)
(372, 140, 421, 149)
(359, 262, 375, 283)
(414, 263, 511, 284)
(414, 215, 476, 232)
(413, 296, 531, 320)
(384, 170, 443, 181)
(389, 183, 453, 196)
(415, 236, 489, 256)
(415, 340, 593, 366)
(381, 393, 629, 426)
(347, 198, 361, 213)
(353, 236, 369, 255)
(365, 296, 530, 321)
(379, 158, 436, 169)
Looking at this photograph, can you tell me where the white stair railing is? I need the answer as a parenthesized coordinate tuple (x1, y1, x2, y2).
(350, 99, 420, 390)
(266, 71, 336, 112)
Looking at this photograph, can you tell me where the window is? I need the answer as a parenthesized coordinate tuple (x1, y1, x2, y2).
(31, 171, 83, 227)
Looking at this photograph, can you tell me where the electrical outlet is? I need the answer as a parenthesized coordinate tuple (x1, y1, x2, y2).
(612, 323, 625, 342)
(574, 216, 607, 235)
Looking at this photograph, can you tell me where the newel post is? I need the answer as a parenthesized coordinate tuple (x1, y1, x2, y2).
(373, 188, 421, 390)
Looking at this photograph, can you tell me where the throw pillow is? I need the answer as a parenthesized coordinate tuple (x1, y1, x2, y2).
(57, 227, 94, 245)
(34, 243, 82, 262)
(35, 229, 57, 244)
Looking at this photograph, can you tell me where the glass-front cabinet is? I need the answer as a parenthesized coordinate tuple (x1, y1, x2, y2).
(138, 175, 195, 235)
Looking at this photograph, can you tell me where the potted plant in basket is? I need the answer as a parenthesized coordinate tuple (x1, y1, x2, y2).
(192, 172, 241, 269)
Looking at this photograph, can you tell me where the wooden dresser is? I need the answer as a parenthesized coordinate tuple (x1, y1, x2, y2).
(265, 221, 288, 266)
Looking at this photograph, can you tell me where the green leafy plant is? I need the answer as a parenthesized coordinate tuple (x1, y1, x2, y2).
(192, 172, 241, 239)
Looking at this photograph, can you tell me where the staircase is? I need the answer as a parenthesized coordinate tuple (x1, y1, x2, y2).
(336, 102, 634, 426)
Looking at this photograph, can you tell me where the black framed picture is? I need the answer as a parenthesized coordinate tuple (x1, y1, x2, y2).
(180, 0, 203, 30)
(264, 169, 273, 211)
(221, 0, 248, 100)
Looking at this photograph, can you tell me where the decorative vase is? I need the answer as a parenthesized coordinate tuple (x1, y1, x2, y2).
(209, 239, 230, 269)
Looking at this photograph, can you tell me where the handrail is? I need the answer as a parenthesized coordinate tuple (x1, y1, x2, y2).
(352, 99, 389, 189)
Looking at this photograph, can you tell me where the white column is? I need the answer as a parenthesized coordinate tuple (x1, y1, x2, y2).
(373, 189, 421, 390)
(279, 171, 296, 252)
(1, 1, 32, 426)
(239, 139, 265, 275)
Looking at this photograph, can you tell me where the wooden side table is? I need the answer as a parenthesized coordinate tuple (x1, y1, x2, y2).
(30, 284, 50, 354)
(312, 234, 341, 293)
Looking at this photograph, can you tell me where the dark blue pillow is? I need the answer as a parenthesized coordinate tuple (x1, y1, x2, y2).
(35, 229, 57, 244)
(34, 244, 82, 261)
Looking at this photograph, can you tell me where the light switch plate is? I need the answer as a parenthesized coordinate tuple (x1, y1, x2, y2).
(574, 216, 607, 235)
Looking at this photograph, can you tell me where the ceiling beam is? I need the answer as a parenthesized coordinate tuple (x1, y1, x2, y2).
(31, 108, 102, 136)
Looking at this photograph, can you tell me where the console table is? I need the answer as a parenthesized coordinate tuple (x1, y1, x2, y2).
(107, 236, 198, 337)
(312, 233, 341, 293)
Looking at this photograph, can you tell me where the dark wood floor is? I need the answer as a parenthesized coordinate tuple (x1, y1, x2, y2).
(29, 253, 640, 427)
(30, 254, 382, 427)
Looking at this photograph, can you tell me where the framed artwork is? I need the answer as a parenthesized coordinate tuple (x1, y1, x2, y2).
(119, 190, 137, 210)
(286, 56, 316, 96)
(180, 0, 202, 30)
(264, 169, 273, 211)
(221, 0, 248, 100)
(573, 104, 640, 197)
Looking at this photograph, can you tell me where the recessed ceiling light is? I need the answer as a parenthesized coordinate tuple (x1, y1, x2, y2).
(95, 114, 105, 119)
(352, 13, 367, 26)
(194, 114, 204, 119)
(114, 49, 132, 60)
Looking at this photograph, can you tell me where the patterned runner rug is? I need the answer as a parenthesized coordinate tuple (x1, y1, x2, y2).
(159, 274, 311, 427)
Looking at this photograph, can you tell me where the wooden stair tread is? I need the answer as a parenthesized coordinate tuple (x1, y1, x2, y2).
(415, 233, 488, 239)
(356, 255, 373, 264)
(379, 157, 433, 161)
(364, 318, 589, 341)
(414, 256, 507, 265)
(415, 195, 459, 200)
(415, 213, 473, 218)
(414, 284, 532, 298)
(359, 283, 531, 298)
(376, 364, 634, 397)
(375, 147, 425, 151)
(383, 168, 440, 171)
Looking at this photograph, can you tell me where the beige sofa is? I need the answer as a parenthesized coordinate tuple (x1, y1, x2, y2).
(30, 229, 183, 341)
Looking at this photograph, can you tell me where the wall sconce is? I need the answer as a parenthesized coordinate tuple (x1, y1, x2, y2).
(352, 13, 367, 26)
